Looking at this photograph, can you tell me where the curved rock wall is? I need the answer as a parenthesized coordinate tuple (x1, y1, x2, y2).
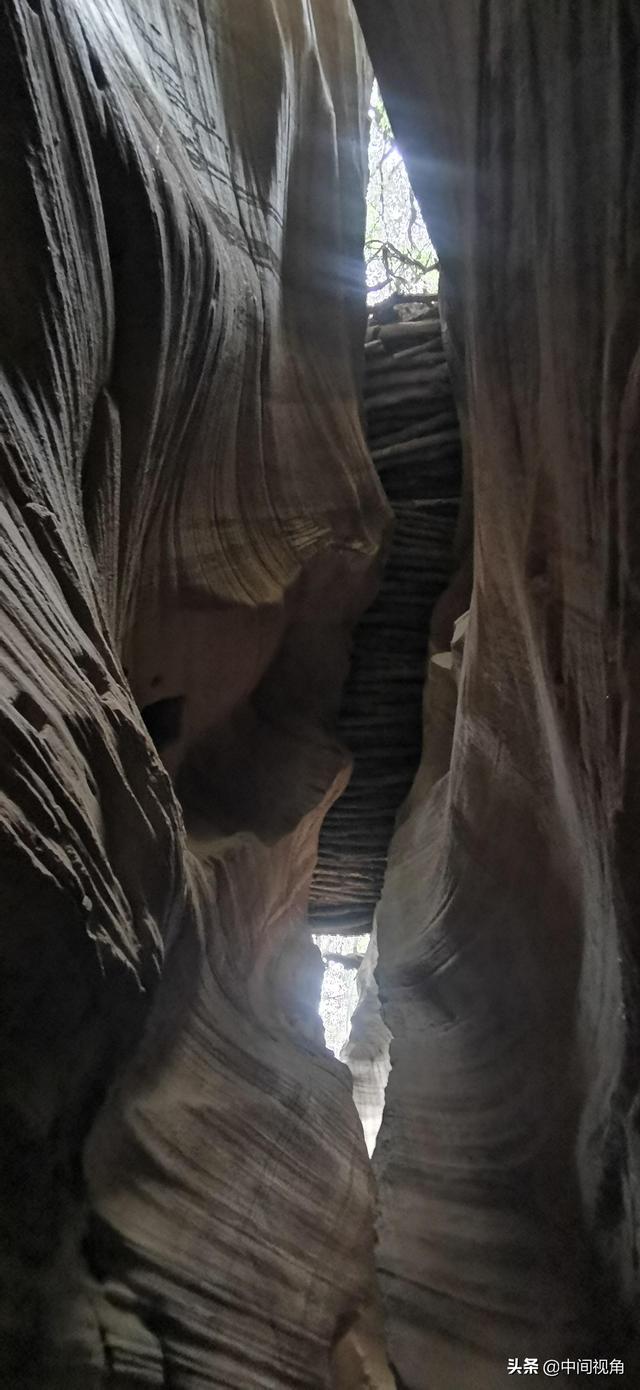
(356, 2, 640, 1386)
(0, 2, 391, 1384)
(7, 2, 636, 1386)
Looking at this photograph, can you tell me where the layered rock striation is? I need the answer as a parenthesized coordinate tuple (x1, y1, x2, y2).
(0, 2, 390, 1384)
(311, 295, 462, 934)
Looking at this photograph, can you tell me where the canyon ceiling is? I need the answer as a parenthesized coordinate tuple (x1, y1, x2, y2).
(2, 2, 640, 1389)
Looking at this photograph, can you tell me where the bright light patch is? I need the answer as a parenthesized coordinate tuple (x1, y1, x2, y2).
(366, 82, 438, 303)
(312, 934, 370, 1057)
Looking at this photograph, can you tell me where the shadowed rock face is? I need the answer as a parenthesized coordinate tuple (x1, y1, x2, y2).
(0, 2, 392, 1384)
(4, 1, 639, 1387)
(355, 2, 640, 1386)
(311, 296, 462, 935)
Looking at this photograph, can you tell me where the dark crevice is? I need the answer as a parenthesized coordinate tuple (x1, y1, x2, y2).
(140, 695, 185, 752)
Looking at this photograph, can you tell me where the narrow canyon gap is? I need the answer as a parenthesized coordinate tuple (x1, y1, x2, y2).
(3, 3, 640, 1390)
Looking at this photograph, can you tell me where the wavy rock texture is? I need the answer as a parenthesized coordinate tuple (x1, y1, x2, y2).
(322, 291, 464, 1162)
(0, 2, 392, 1384)
(355, 2, 640, 1386)
(311, 296, 461, 933)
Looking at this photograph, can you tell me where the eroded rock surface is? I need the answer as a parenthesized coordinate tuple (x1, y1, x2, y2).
(0, 2, 391, 1384)
(356, 2, 640, 1385)
(311, 296, 462, 934)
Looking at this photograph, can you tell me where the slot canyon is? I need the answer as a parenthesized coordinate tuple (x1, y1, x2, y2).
(2, 3, 640, 1388)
